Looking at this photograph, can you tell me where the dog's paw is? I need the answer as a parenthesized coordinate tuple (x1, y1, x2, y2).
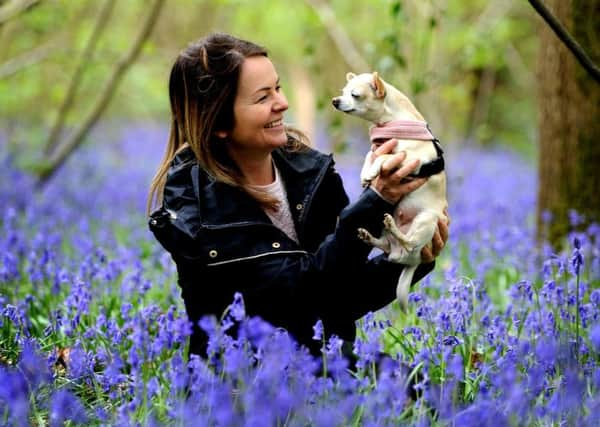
(357, 228, 371, 242)
(383, 213, 395, 229)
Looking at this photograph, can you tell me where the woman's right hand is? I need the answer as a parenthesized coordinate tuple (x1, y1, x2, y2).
(369, 139, 427, 204)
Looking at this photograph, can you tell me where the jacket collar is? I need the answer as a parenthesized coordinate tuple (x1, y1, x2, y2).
(166, 145, 333, 229)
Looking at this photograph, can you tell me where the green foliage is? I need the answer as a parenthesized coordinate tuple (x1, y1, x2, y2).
(0, 0, 538, 157)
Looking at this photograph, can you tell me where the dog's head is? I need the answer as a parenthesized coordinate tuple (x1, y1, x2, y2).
(332, 72, 387, 124)
(332, 71, 423, 124)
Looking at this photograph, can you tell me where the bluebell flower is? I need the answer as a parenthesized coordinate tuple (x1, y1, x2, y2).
(0, 368, 30, 426)
(312, 319, 324, 341)
(442, 335, 460, 347)
(49, 389, 88, 427)
(229, 292, 246, 322)
(589, 323, 600, 353)
(569, 210, 585, 227)
(17, 339, 50, 390)
(239, 316, 275, 349)
(571, 237, 584, 276)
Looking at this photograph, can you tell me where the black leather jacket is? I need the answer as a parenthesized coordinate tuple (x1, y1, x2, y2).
(149, 144, 434, 356)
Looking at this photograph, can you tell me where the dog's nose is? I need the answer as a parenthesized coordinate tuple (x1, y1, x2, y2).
(332, 98, 340, 108)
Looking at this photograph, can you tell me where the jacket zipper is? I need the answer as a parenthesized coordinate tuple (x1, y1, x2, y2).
(297, 155, 334, 238)
(206, 249, 308, 267)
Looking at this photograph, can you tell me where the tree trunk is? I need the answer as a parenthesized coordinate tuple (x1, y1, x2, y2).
(536, 0, 600, 247)
(35, 0, 165, 187)
(43, 0, 117, 157)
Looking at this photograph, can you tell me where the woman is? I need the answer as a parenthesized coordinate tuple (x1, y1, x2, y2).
(147, 32, 448, 359)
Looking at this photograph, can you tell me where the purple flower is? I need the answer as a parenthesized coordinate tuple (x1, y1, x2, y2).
(569, 210, 585, 227)
(453, 401, 510, 427)
(17, 339, 51, 389)
(49, 389, 88, 427)
(442, 335, 460, 347)
(229, 292, 246, 322)
(239, 316, 276, 349)
(590, 323, 600, 353)
(571, 237, 584, 276)
(312, 319, 324, 341)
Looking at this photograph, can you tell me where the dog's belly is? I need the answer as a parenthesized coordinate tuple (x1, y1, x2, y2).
(394, 206, 420, 234)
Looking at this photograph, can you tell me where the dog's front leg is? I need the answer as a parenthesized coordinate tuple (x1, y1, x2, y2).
(360, 152, 391, 187)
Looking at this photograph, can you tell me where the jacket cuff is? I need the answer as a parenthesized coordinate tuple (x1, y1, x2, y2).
(337, 187, 396, 235)
(368, 185, 396, 205)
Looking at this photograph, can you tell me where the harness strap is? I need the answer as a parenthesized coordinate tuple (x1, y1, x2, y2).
(410, 138, 445, 178)
(369, 121, 445, 178)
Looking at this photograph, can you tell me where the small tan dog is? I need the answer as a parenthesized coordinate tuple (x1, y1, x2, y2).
(332, 71, 448, 312)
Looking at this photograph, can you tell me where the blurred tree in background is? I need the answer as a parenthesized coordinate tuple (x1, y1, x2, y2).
(534, 0, 600, 247)
(0, 0, 538, 152)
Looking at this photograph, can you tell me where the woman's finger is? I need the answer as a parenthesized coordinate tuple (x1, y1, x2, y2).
(393, 158, 420, 179)
(438, 218, 449, 243)
(431, 230, 444, 256)
(421, 245, 434, 263)
(380, 152, 407, 175)
(373, 138, 398, 156)
(397, 177, 427, 195)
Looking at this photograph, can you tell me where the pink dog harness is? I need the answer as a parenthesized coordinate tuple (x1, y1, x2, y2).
(369, 120, 434, 142)
(369, 120, 445, 178)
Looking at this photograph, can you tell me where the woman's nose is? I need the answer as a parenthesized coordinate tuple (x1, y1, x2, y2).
(274, 91, 288, 111)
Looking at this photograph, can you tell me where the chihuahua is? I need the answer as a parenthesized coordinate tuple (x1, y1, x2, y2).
(332, 71, 448, 312)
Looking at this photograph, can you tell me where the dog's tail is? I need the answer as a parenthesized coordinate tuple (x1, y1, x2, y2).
(396, 264, 418, 312)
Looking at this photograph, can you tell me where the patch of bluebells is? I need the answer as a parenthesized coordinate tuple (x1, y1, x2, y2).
(1, 124, 599, 426)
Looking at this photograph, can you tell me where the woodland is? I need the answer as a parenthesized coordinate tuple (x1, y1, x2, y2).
(1, 1, 599, 426)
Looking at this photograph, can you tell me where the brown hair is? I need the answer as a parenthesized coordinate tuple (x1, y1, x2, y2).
(147, 32, 307, 214)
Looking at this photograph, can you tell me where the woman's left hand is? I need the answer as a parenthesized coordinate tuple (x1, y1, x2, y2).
(421, 208, 450, 263)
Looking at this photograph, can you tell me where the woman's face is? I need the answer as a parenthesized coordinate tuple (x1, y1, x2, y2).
(224, 56, 289, 157)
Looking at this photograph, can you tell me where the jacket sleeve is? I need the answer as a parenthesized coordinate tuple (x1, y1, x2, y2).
(310, 186, 396, 271)
(336, 255, 435, 320)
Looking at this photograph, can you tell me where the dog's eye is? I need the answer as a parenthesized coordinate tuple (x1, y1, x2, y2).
(351, 90, 361, 99)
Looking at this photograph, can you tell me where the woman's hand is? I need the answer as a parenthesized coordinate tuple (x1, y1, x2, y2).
(421, 208, 450, 263)
(369, 139, 427, 205)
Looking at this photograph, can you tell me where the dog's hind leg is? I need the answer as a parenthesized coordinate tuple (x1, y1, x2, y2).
(357, 228, 391, 253)
(383, 213, 409, 244)
(384, 212, 438, 253)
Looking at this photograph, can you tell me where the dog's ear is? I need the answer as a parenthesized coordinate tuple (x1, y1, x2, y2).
(372, 72, 386, 99)
(346, 72, 356, 82)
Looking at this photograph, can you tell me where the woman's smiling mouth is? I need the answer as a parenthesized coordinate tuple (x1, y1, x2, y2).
(265, 119, 283, 128)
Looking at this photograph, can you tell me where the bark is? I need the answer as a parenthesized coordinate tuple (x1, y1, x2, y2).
(529, 0, 600, 83)
(536, 0, 600, 247)
(36, 0, 165, 186)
